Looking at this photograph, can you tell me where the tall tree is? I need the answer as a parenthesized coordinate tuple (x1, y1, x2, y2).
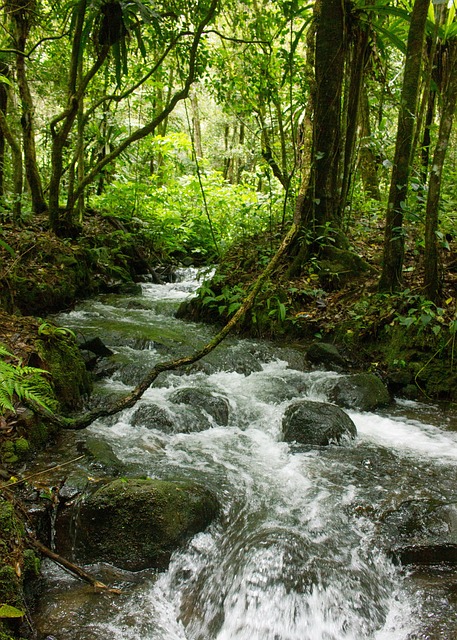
(6, 0, 47, 214)
(423, 18, 457, 301)
(378, 0, 430, 292)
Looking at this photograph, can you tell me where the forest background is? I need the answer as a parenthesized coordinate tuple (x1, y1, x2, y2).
(1, 0, 457, 404)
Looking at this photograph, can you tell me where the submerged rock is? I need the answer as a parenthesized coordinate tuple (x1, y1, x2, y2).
(169, 388, 230, 426)
(383, 499, 457, 566)
(329, 373, 390, 411)
(282, 400, 357, 446)
(60, 478, 219, 571)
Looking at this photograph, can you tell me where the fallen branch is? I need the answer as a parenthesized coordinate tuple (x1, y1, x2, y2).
(42, 222, 298, 430)
(0, 456, 85, 489)
(28, 537, 122, 594)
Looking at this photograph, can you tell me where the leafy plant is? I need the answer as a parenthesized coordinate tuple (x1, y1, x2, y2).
(0, 345, 57, 414)
(38, 322, 76, 340)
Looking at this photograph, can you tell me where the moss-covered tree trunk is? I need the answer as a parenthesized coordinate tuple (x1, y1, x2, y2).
(378, 0, 430, 292)
(299, 0, 345, 236)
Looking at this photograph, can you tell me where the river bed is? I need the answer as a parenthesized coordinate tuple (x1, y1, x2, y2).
(32, 269, 457, 640)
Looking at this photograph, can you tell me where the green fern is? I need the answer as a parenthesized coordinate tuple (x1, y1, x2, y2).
(0, 345, 57, 415)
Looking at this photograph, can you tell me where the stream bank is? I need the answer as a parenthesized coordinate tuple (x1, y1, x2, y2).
(1, 222, 457, 638)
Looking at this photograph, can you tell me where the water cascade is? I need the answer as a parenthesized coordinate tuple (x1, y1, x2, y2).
(32, 269, 457, 640)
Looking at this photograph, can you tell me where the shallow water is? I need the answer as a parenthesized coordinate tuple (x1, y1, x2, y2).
(33, 269, 457, 640)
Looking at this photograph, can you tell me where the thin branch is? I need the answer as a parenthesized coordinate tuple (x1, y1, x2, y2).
(69, 0, 220, 207)
(28, 537, 122, 594)
(205, 29, 272, 47)
(82, 33, 191, 125)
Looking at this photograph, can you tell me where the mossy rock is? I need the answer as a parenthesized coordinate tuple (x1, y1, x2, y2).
(58, 478, 219, 571)
(316, 247, 374, 291)
(329, 373, 390, 411)
(306, 342, 346, 370)
(33, 334, 92, 411)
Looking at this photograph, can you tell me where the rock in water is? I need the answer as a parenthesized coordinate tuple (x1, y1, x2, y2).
(282, 400, 357, 446)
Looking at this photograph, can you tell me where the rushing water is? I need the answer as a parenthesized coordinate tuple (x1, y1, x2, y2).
(33, 269, 457, 640)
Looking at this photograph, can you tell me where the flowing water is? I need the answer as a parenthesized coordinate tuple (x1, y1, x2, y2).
(32, 269, 457, 640)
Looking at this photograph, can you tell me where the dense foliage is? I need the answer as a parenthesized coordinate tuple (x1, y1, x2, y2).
(0, 0, 456, 383)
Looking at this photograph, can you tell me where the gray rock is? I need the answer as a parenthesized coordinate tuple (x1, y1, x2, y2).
(131, 403, 175, 433)
(282, 400, 357, 446)
(329, 373, 390, 411)
(170, 388, 230, 426)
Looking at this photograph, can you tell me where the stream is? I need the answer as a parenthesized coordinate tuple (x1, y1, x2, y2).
(32, 269, 457, 640)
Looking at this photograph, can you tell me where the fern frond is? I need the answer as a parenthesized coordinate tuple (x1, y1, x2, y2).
(0, 350, 57, 414)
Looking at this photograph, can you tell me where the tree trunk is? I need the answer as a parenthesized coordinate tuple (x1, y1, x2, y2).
(295, 0, 346, 242)
(9, 7, 47, 215)
(190, 88, 203, 159)
(359, 84, 381, 201)
(339, 25, 369, 217)
(423, 39, 457, 302)
(378, 0, 430, 292)
(0, 64, 8, 199)
(0, 109, 23, 222)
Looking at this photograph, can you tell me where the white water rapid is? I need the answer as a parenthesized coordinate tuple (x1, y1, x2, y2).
(34, 269, 457, 640)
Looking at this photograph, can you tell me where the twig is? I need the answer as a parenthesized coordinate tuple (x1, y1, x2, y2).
(28, 537, 122, 594)
(0, 456, 85, 489)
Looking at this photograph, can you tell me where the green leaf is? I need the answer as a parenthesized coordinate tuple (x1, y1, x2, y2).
(0, 236, 15, 257)
(0, 604, 25, 618)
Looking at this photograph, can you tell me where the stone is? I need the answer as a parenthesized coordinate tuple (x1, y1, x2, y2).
(61, 478, 219, 571)
(306, 342, 346, 370)
(329, 373, 390, 411)
(169, 388, 230, 426)
(282, 400, 357, 446)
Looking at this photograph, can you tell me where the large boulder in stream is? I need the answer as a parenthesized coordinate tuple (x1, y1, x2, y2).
(329, 373, 390, 411)
(282, 400, 357, 446)
(58, 478, 219, 571)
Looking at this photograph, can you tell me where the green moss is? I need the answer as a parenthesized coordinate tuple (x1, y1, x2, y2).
(13, 439, 29, 460)
(34, 335, 92, 411)
(0, 566, 21, 608)
(0, 442, 18, 465)
(22, 550, 40, 578)
(0, 501, 18, 537)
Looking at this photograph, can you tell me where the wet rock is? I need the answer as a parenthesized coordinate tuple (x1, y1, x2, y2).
(62, 478, 219, 571)
(282, 400, 357, 446)
(306, 342, 346, 370)
(393, 543, 457, 565)
(328, 373, 390, 411)
(82, 436, 125, 473)
(169, 388, 230, 426)
(78, 336, 114, 358)
(131, 403, 175, 433)
(383, 500, 457, 566)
